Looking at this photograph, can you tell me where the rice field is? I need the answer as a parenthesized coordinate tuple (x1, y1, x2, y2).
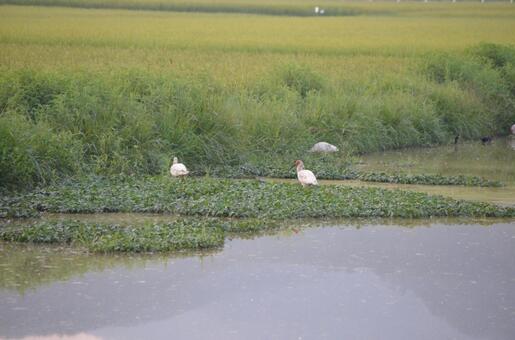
(1, 3, 515, 80)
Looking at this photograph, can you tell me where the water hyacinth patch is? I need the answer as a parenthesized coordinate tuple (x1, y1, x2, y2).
(0, 217, 283, 252)
(356, 172, 503, 187)
(0, 219, 226, 253)
(1, 177, 513, 220)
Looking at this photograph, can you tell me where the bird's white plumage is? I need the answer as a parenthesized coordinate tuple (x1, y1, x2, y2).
(297, 169, 318, 186)
(295, 160, 318, 186)
(170, 157, 189, 177)
(511, 124, 515, 135)
(310, 142, 338, 153)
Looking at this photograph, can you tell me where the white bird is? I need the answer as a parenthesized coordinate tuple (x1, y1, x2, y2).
(170, 157, 189, 177)
(511, 124, 515, 135)
(294, 160, 318, 187)
(310, 142, 338, 153)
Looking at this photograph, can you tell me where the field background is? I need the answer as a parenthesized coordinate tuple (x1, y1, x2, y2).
(1, 2, 515, 188)
(2, 3, 515, 78)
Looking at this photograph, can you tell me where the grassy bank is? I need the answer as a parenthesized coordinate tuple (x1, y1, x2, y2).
(2, 177, 514, 220)
(1, 43, 514, 189)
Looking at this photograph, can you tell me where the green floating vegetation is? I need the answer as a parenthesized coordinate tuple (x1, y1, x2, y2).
(0, 219, 226, 252)
(0, 217, 281, 252)
(1, 177, 513, 220)
(356, 172, 503, 187)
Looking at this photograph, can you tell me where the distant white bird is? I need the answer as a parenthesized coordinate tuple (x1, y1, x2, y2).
(310, 142, 339, 153)
(319, 9, 325, 14)
(170, 157, 189, 177)
(294, 160, 318, 187)
(314, 6, 319, 14)
(511, 124, 515, 135)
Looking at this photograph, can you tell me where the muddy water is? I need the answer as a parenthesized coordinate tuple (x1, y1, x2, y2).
(1, 219, 515, 340)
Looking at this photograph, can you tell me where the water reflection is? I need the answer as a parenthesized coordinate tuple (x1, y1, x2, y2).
(0, 241, 218, 293)
(1, 219, 515, 340)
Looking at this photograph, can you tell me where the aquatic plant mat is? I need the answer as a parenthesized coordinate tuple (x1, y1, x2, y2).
(231, 164, 504, 187)
(0, 218, 274, 253)
(1, 177, 514, 252)
(3, 177, 514, 219)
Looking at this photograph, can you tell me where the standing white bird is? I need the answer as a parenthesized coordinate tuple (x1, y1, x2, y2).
(511, 124, 515, 135)
(294, 160, 318, 187)
(170, 157, 189, 177)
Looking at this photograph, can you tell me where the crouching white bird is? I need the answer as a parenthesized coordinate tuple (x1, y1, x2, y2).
(309, 141, 338, 153)
(294, 160, 318, 187)
(170, 157, 189, 177)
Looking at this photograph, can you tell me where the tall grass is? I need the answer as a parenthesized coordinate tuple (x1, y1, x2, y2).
(1, 43, 514, 189)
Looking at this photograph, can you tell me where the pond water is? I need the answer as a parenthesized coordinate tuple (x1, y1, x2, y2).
(1, 218, 515, 340)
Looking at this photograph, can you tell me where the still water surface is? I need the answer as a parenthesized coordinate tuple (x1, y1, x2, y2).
(1, 219, 515, 340)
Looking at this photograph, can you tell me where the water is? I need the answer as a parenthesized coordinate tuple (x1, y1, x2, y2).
(357, 137, 515, 184)
(1, 219, 515, 340)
